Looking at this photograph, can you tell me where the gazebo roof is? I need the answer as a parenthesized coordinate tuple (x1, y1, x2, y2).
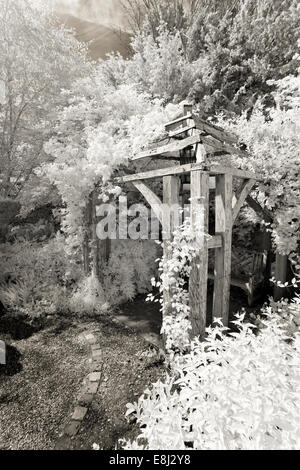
(131, 107, 248, 162)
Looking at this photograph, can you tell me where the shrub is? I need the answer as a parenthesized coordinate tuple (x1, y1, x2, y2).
(103, 240, 159, 306)
(68, 274, 108, 316)
(0, 235, 82, 317)
(123, 305, 300, 450)
(216, 71, 300, 258)
(0, 237, 159, 317)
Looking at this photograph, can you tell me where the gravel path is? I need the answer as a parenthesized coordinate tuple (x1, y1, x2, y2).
(0, 320, 90, 450)
(0, 315, 164, 450)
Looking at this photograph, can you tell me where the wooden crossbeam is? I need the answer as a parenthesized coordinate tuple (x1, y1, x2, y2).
(200, 134, 248, 157)
(132, 135, 200, 161)
(246, 195, 273, 223)
(131, 180, 163, 224)
(116, 163, 261, 183)
(193, 116, 241, 146)
(232, 179, 256, 223)
(165, 113, 193, 131)
(168, 124, 195, 138)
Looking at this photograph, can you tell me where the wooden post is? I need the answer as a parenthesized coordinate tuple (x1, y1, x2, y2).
(274, 253, 288, 301)
(162, 175, 180, 315)
(91, 190, 100, 280)
(183, 103, 193, 115)
(90, 190, 111, 282)
(83, 195, 93, 275)
(212, 174, 233, 326)
(189, 170, 209, 339)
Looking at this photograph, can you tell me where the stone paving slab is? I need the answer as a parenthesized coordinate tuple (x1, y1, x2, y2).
(88, 372, 101, 382)
(55, 329, 103, 449)
(72, 406, 88, 421)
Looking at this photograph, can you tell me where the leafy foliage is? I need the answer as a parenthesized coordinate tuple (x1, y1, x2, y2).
(124, 0, 300, 114)
(0, 236, 159, 316)
(217, 71, 300, 258)
(124, 307, 300, 450)
(0, 0, 90, 200)
(0, 235, 81, 316)
(44, 71, 180, 250)
(103, 240, 159, 306)
(148, 219, 201, 354)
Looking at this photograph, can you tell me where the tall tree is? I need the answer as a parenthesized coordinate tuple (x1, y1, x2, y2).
(0, 0, 90, 200)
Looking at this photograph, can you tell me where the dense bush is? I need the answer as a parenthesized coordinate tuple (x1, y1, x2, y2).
(0, 237, 159, 317)
(103, 240, 159, 306)
(217, 71, 300, 259)
(0, 235, 81, 317)
(0, 0, 90, 201)
(124, 305, 300, 450)
(69, 240, 159, 314)
(121, 0, 300, 114)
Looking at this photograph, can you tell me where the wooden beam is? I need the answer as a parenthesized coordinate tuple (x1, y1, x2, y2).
(91, 190, 101, 280)
(116, 163, 261, 184)
(132, 135, 200, 161)
(117, 163, 203, 183)
(195, 142, 207, 163)
(212, 174, 233, 326)
(165, 113, 193, 131)
(200, 134, 248, 157)
(193, 116, 239, 146)
(132, 180, 163, 224)
(83, 195, 93, 275)
(168, 125, 195, 138)
(246, 195, 273, 223)
(183, 104, 193, 115)
(232, 179, 256, 223)
(182, 177, 216, 192)
(212, 166, 261, 180)
(207, 235, 222, 249)
(162, 176, 181, 329)
(189, 170, 209, 339)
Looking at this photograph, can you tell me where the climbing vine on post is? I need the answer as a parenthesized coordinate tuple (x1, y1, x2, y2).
(149, 217, 209, 355)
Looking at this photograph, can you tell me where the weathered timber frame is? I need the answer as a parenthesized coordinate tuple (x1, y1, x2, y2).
(117, 156, 260, 340)
(80, 104, 267, 342)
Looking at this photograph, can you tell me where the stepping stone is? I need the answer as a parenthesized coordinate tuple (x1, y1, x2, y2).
(85, 334, 97, 344)
(72, 406, 88, 421)
(78, 393, 94, 406)
(86, 382, 99, 395)
(88, 372, 101, 382)
(55, 435, 71, 450)
(64, 420, 81, 437)
(90, 360, 102, 372)
(92, 349, 102, 359)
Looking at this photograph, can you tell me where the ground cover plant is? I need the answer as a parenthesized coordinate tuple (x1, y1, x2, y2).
(123, 221, 300, 450)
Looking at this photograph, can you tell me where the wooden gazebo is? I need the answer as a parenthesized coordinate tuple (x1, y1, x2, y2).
(117, 105, 263, 339)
